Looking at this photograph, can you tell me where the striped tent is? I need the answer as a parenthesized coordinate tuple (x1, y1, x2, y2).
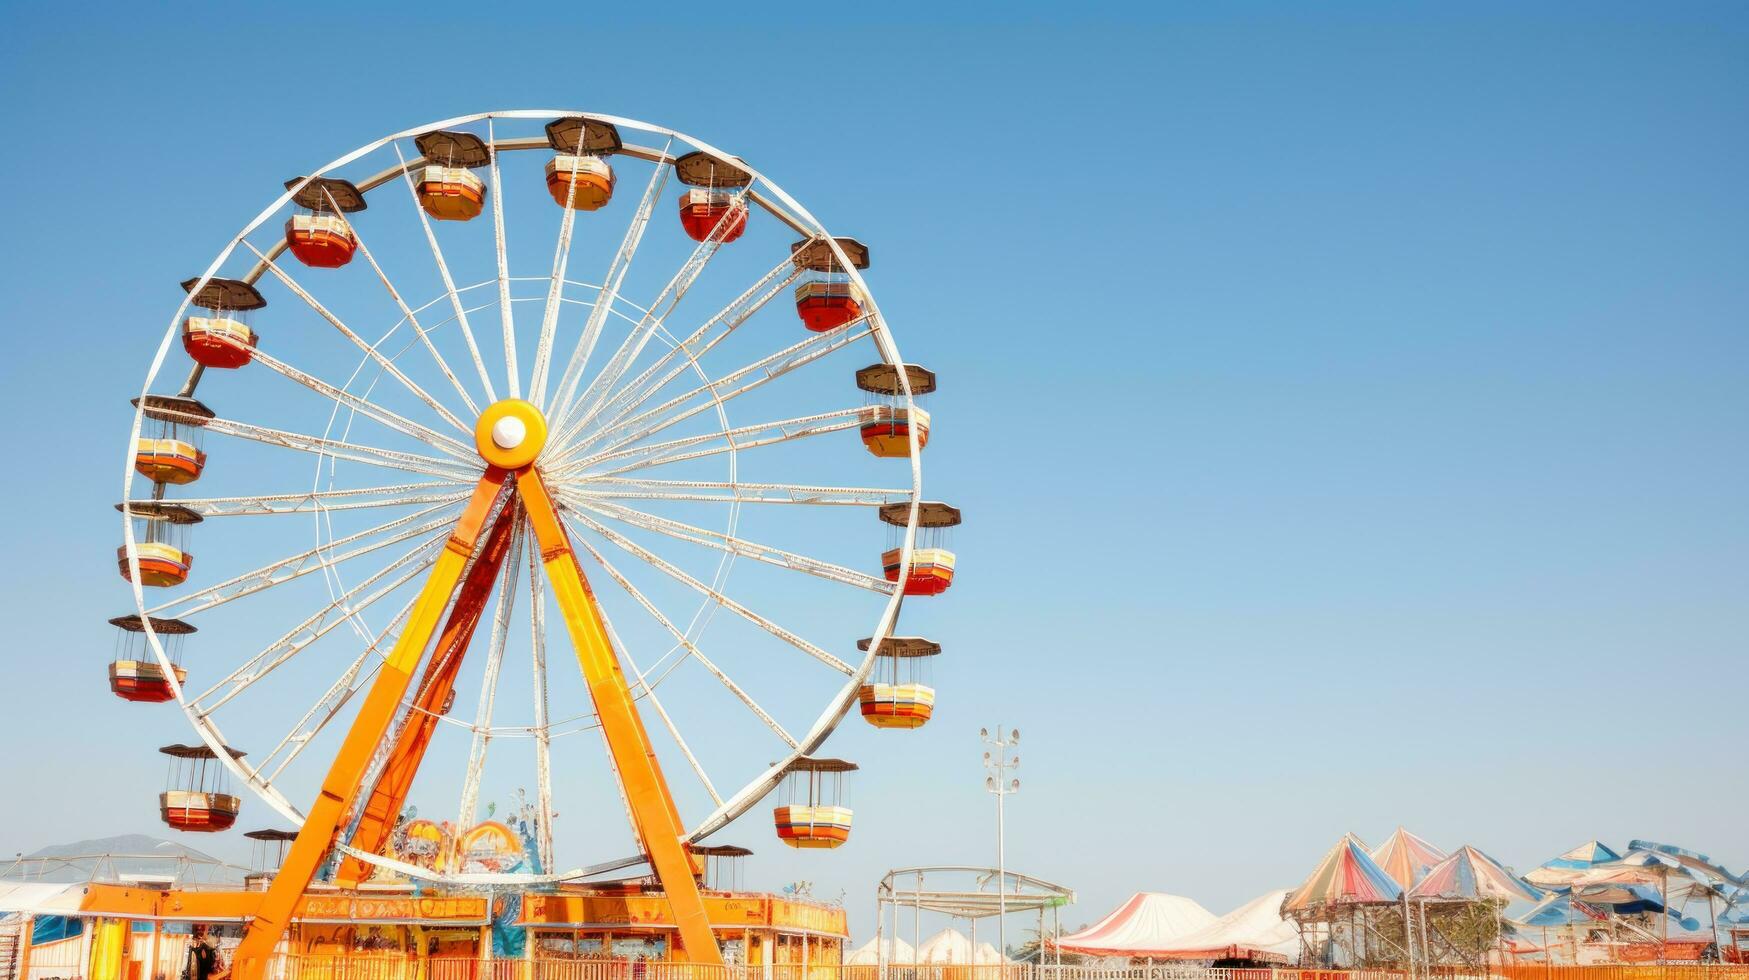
(1282, 834, 1403, 913)
(1408, 845, 1543, 903)
(1052, 893, 1217, 957)
(1526, 841, 1620, 889)
(1370, 828, 1447, 890)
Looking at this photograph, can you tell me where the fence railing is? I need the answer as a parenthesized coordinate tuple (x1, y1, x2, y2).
(253, 963, 1749, 980)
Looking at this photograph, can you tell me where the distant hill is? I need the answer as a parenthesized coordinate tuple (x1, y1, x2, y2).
(24, 834, 222, 863)
(8, 834, 241, 884)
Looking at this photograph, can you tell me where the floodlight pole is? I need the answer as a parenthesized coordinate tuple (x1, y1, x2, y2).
(982, 726, 1021, 969)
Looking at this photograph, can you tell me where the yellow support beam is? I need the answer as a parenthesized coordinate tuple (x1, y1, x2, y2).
(517, 467, 722, 965)
(230, 472, 507, 980)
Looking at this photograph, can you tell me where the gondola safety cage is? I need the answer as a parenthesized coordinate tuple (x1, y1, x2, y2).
(855, 362, 935, 458)
(117, 501, 201, 588)
(773, 757, 857, 849)
(413, 130, 491, 221)
(159, 743, 245, 833)
(544, 117, 620, 211)
(283, 176, 364, 268)
(673, 150, 752, 244)
(856, 636, 940, 729)
(107, 614, 193, 703)
(180, 277, 264, 371)
(879, 501, 959, 596)
(792, 237, 870, 332)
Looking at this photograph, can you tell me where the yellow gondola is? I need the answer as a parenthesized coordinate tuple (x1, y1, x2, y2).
(773, 757, 857, 849)
(856, 363, 936, 458)
(856, 636, 940, 729)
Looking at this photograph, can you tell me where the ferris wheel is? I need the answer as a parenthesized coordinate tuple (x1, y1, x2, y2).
(113, 110, 960, 967)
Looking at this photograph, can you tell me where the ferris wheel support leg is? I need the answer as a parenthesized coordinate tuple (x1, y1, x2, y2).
(335, 499, 522, 888)
(230, 470, 509, 980)
(517, 466, 724, 967)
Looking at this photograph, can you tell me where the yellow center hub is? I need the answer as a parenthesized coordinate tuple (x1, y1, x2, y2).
(474, 399, 547, 469)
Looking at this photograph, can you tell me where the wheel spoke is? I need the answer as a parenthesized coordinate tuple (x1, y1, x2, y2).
(558, 248, 804, 447)
(487, 118, 520, 400)
(526, 515, 556, 870)
(457, 519, 525, 829)
(566, 408, 863, 479)
(348, 209, 482, 417)
(569, 479, 907, 507)
(241, 241, 471, 436)
(135, 483, 471, 518)
(247, 345, 474, 458)
(393, 140, 499, 404)
(562, 511, 853, 675)
(567, 493, 893, 594)
(190, 534, 446, 713)
(593, 602, 725, 806)
(145, 501, 461, 619)
(253, 596, 413, 785)
(558, 319, 873, 467)
(545, 143, 675, 418)
(556, 183, 756, 436)
(572, 531, 798, 754)
(196, 414, 479, 481)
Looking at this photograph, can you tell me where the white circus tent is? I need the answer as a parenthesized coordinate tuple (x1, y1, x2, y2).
(1053, 892, 1217, 957)
(1136, 889, 1299, 964)
(847, 936, 917, 965)
(916, 928, 1005, 963)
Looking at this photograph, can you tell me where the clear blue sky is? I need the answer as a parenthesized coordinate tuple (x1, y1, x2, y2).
(1, 0, 1744, 943)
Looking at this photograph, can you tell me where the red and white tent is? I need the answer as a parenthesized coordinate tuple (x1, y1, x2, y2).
(1053, 892, 1216, 957)
(1130, 890, 1300, 964)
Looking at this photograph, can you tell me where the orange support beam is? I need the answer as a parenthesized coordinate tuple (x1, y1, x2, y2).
(516, 467, 722, 965)
(229, 471, 507, 980)
(335, 501, 521, 887)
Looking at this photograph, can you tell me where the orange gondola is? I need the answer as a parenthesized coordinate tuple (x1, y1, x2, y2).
(773, 757, 857, 849)
(856, 636, 940, 730)
(180, 277, 264, 370)
(107, 614, 193, 703)
(855, 363, 935, 458)
(792, 237, 870, 332)
(544, 116, 620, 211)
(116, 501, 200, 588)
(414, 130, 491, 221)
(159, 743, 244, 832)
(283, 175, 365, 268)
(132, 394, 214, 486)
(673, 151, 752, 244)
(878, 501, 960, 596)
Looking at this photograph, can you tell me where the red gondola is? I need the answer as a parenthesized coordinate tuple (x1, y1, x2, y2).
(878, 501, 960, 597)
(107, 614, 194, 703)
(673, 151, 753, 244)
(180, 277, 264, 369)
(791, 237, 871, 332)
(283, 176, 365, 268)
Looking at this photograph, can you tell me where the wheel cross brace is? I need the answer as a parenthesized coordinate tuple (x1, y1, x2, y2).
(230, 400, 722, 979)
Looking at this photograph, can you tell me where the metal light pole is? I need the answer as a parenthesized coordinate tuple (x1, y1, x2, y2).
(982, 726, 1020, 967)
